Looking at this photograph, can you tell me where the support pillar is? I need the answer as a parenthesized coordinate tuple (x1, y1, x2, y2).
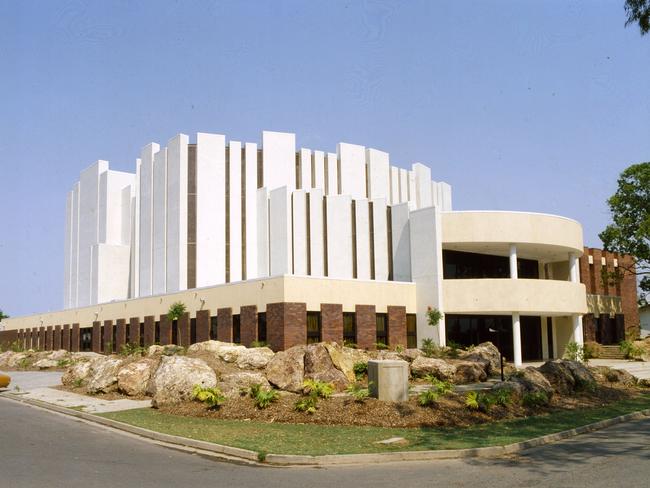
(103, 320, 114, 354)
(71, 324, 80, 352)
(45, 326, 53, 351)
(62, 324, 70, 351)
(53, 325, 62, 350)
(116, 319, 127, 352)
(387, 306, 407, 348)
(321, 303, 343, 344)
(195, 310, 211, 343)
(355, 304, 377, 350)
(217, 308, 233, 343)
(572, 315, 584, 347)
(143, 316, 155, 346)
(240, 305, 258, 347)
(129, 317, 141, 346)
(159, 315, 171, 345)
(178, 312, 190, 347)
(541, 317, 549, 360)
(509, 244, 518, 279)
(92, 321, 101, 353)
(512, 312, 522, 367)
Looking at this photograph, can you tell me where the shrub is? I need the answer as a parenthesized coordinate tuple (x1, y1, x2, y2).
(73, 378, 84, 388)
(249, 384, 279, 409)
(446, 340, 462, 359)
(563, 341, 585, 362)
(57, 359, 71, 368)
(418, 389, 439, 407)
(191, 385, 226, 409)
(8, 340, 24, 353)
(394, 344, 404, 353)
(421, 338, 440, 358)
(120, 343, 146, 357)
(346, 382, 371, 403)
(493, 389, 512, 406)
(522, 391, 549, 408)
(249, 340, 268, 348)
(353, 361, 368, 380)
(465, 391, 480, 410)
(619, 340, 644, 360)
(375, 342, 389, 350)
(294, 395, 318, 414)
(18, 358, 30, 369)
(426, 306, 443, 327)
(342, 339, 357, 349)
(302, 379, 334, 399)
(167, 301, 187, 321)
(424, 374, 454, 395)
(465, 391, 496, 412)
(583, 341, 602, 359)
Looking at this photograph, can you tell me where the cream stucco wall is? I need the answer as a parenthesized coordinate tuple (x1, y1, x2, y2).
(2, 276, 416, 331)
(443, 279, 587, 316)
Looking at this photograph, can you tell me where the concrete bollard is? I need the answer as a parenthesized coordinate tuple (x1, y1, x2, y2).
(368, 359, 409, 402)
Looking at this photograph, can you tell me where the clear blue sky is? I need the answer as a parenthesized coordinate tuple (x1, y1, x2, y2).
(1, 1, 649, 317)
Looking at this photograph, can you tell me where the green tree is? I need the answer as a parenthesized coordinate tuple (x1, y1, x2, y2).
(599, 162, 650, 302)
(167, 301, 187, 321)
(0, 310, 8, 322)
(625, 0, 650, 35)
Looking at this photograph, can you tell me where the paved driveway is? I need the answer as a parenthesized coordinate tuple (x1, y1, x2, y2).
(0, 370, 62, 392)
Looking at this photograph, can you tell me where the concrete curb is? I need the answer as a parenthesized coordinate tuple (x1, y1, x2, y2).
(3, 392, 649, 466)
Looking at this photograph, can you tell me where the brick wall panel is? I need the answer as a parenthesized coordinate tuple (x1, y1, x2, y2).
(217, 308, 233, 343)
(71, 324, 80, 352)
(103, 320, 114, 354)
(53, 325, 62, 350)
(159, 315, 171, 346)
(355, 305, 376, 350)
(387, 306, 407, 347)
(240, 305, 258, 347)
(62, 324, 70, 351)
(129, 317, 141, 346)
(45, 326, 53, 351)
(178, 312, 190, 347)
(321, 303, 343, 344)
(116, 319, 127, 352)
(143, 316, 155, 346)
(92, 321, 101, 353)
(195, 310, 210, 343)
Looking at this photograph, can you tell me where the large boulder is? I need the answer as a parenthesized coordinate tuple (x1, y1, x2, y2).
(410, 356, 457, 381)
(149, 356, 217, 408)
(563, 360, 597, 390)
(6, 353, 29, 368)
(187, 340, 229, 354)
(323, 343, 355, 382)
(218, 345, 248, 363)
(590, 366, 637, 387)
(0, 351, 15, 367)
(510, 367, 554, 398)
(218, 371, 270, 398)
(448, 360, 488, 384)
(491, 380, 525, 400)
(460, 342, 501, 375)
(537, 360, 576, 395)
(71, 352, 103, 361)
(235, 347, 275, 370)
(47, 350, 69, 361)
(34, 359, 59, 369)
(62, 360, 95, 386)
(265, 345, 306, 393)
(86, 357, 124, 394)
(304, 343, 349, 389)
(399, 348, 423, 362)
(117, 358, 158, 396)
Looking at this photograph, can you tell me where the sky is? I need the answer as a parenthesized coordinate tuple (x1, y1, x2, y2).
(1, 0, 649, 317)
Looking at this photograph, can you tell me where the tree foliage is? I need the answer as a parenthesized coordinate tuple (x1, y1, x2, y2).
(0, 310, 8, 322)
(167, 301, 187, 321)
(625, 0, 650, 35)
(599, 162, 650, 301)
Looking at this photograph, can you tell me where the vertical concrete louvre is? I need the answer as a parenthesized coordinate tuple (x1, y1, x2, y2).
(53, 325, 62, 350)
(240, 305, 258, 347)
(267, 302, 307, 351)
(159, 315, 171, 345)
(129, 317, 140, 346)
(103, 320, 114, 353)
(355, 305, 376, 349)
(195, 310, 211, 343)
(143, 316, 155, 346)
(321, 303, 343, 343)
(387, 306, 407, 347)
(217, 308, 233, 342)
(92, 321, 101, 353)
(116, 319, 127, 352)
(71, 324, 80, 352)
(178, 312, 190, 347)
(62, 324, 70, 351)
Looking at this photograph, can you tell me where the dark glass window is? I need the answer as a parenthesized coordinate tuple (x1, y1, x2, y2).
(376, 313, 387, 346)
(307, 312, 321, 344)
(139, 322, 145, 347)
(233, 315, 241, 344)
(80, 328, 92, 352)
(343, 312, 356, 344)
(154, 321, 160, 344)
(190, 318, 196, 344)
(171, 320, 178, 345)
(210, 316, 218, 340)
(257, 312, 267, 343)
(443, 250, 538, 279)
(406, 314, 417, 348)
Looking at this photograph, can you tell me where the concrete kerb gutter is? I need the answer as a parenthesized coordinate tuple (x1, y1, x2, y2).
(3, 392, 650, 467)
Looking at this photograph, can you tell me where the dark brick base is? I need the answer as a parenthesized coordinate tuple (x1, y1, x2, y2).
(195, 310, 210, 343)
(321, 304, 343, 343)
(143, 316, 155, 346)
(159, 316, 171, 346)
(240, 305, 258, 347)
(267, 302, 307, 351)
(387, 306, 407, 347)
(116, 319, 127, 352)
(217, 308, 233, 342)
(129, 317, 141, 346)
(178, 313, 190, 347)
(355, 305, 376, 350)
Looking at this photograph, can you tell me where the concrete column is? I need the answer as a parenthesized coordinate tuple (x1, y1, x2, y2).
(509, 244, 518, 279)
(572, 315, 584, 347)
(195, 310, 211, 343)
(129, 317, 141, 346)
(512, 312, 522, 367)
(569, 253, 579, 283)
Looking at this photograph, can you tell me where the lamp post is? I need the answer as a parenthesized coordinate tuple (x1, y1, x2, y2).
(488, 327, 505, 381)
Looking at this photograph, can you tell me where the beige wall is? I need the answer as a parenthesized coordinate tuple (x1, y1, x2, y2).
(443, 278, 587, 316)
(442, 211, 584, 258)
(2, 275, 417, 331)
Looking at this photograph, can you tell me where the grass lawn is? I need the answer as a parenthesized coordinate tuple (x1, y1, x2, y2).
(98, 393, 650, 456)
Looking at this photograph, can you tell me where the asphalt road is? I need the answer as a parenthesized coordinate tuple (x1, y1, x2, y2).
(1, 396, 649, 488)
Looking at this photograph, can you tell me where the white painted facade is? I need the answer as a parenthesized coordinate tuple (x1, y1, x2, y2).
(59, 129, 588, 362)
